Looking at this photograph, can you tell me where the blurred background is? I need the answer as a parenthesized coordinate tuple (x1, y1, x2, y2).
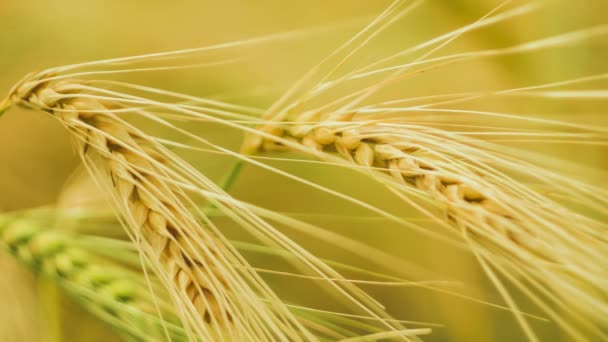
(1, 0, 606, 341)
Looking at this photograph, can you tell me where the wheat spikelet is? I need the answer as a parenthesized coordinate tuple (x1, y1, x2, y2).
(0, 75, 314, 341)
(0, 213, 188, 341)
(235, 2, 608, 340)
(246, 80, 608, 342)
(241, 59, 608, 339)
(246, 108, 605, 258)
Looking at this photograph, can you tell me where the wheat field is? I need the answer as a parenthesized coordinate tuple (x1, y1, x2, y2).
(0, 0, 607, 341)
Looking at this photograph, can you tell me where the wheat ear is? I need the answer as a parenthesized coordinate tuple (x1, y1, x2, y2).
(0, 214, 187, 341)
(243, 103, 608, 336)
(227, 2, 608, 338)
(246, 111, 555, 255)
(0, 75, 321, 341)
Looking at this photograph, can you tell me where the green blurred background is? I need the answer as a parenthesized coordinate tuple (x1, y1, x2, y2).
(1, 0, 606, 341)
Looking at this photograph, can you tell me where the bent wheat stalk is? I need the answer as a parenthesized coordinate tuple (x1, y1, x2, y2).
(245, 91, 608, 342)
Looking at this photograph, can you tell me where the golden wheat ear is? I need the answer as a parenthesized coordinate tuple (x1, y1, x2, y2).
(234, 2, 608, 340)
(0, 85, 308, 340)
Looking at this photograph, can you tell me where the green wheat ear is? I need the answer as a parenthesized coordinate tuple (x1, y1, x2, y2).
(0, 214, 188, 341)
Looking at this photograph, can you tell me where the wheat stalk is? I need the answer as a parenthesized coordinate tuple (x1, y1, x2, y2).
(0, 213, 187, 341)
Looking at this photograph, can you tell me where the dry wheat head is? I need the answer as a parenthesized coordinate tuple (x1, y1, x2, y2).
(1, 74, 320, 341)
(242, 72, 608, 342)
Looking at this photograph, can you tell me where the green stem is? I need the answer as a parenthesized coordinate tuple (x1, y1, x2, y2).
(218, 160, 244, 193)
(0, 216, 187, 341)
(205, 160, 245, 214)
